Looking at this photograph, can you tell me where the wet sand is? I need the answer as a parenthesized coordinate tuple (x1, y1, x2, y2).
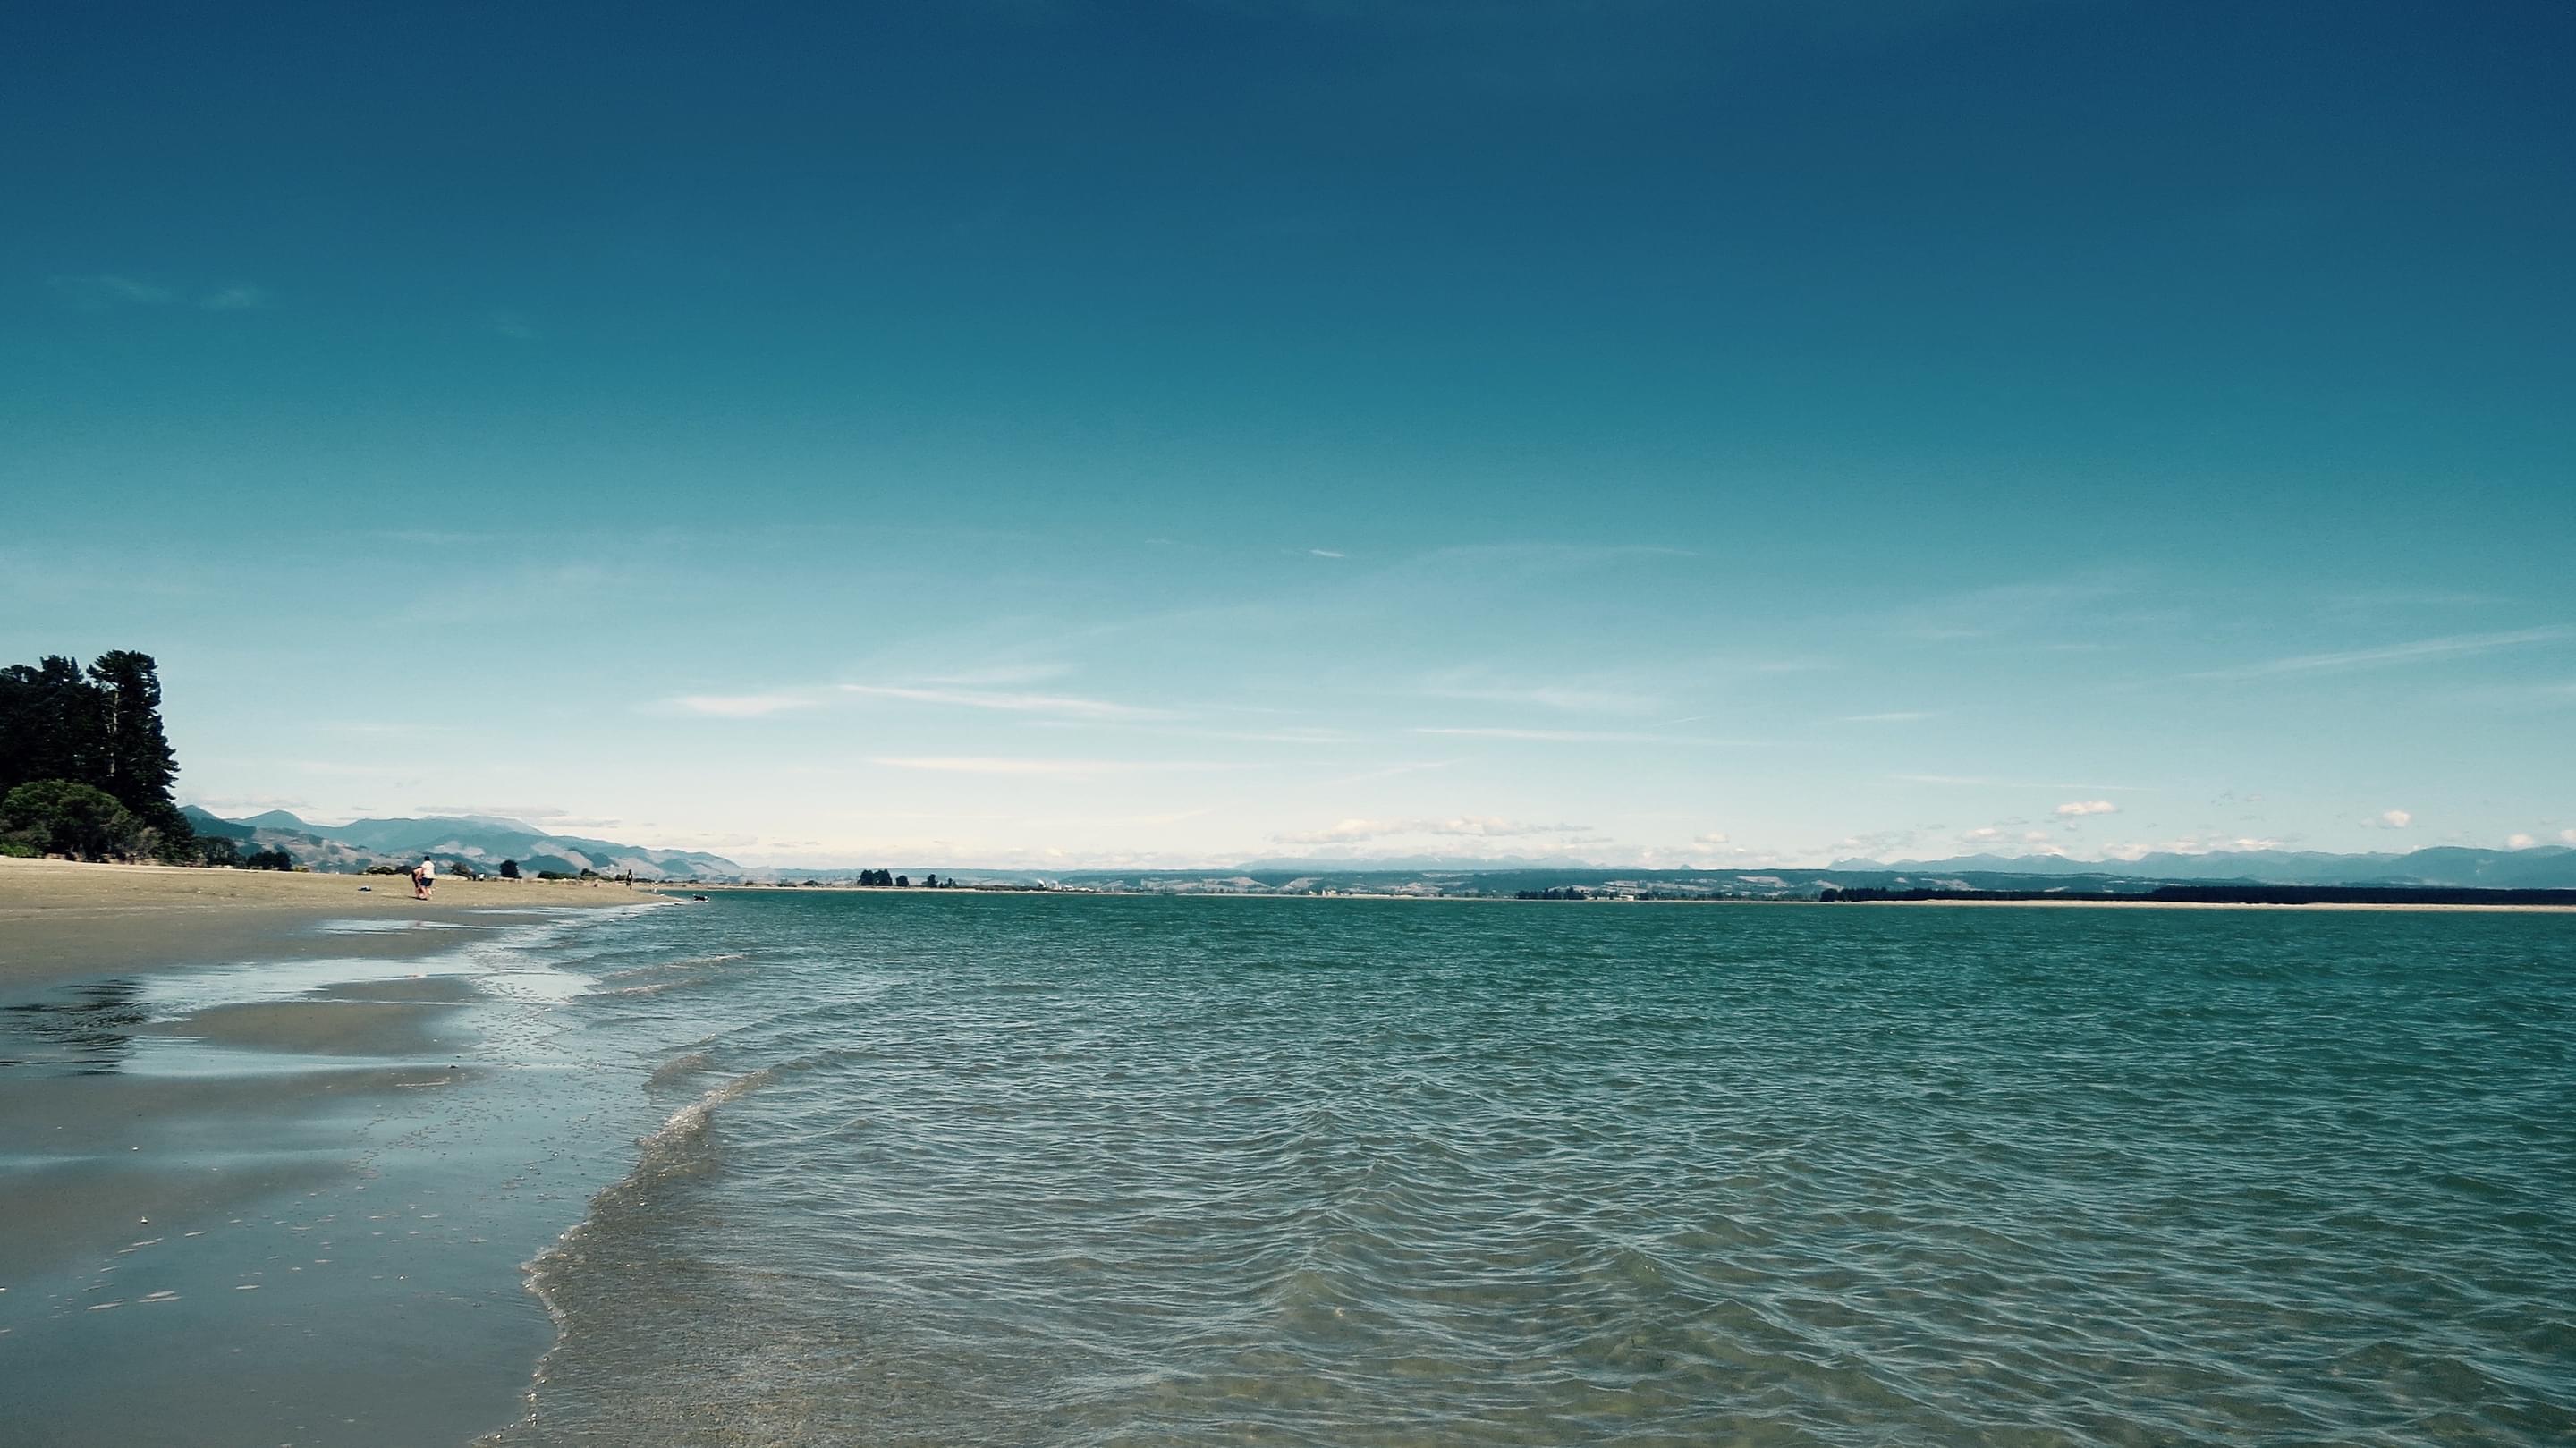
(0, 860, 674, 1447)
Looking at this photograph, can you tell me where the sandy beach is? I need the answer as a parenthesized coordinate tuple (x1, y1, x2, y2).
(0, 858, 679, 1447)
(0, 855, 666, 987)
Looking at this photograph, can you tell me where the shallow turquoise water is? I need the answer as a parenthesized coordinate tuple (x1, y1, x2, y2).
(494, 893, 2576, 1446)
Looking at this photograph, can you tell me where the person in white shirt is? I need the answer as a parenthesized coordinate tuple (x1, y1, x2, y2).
(413, 858, 436, 901)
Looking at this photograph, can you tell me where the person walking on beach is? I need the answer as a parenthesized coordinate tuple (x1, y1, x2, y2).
(413, 858, 436, 901)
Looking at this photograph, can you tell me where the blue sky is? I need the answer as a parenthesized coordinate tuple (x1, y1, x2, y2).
(5, 1, 2572, 868)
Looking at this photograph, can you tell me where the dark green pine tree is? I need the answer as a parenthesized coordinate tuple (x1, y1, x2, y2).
(84, 651, 192, 855)
(0, 656, 103, 795)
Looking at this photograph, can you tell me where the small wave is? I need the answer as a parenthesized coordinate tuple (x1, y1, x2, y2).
(597, 953, 750, 982)
(589, 976, 703, 999)
(493, 1064, 782, 1443)
(645, 1050, 713, 1091)
(635, 1066, 777, 1173)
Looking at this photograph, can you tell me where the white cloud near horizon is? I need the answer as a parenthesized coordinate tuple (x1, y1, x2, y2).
(412, 802, 575, 820)
(2373, 809, 2413, 829)
(2101, 835, 2287, 860)
(1272, 816, 1589, 844)
(2055, 800, 2118, 817)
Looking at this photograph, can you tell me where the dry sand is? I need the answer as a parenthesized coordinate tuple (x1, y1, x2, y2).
(0, 855, 668, 987)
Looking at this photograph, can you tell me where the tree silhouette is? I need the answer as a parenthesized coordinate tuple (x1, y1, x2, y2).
(0, 650, 193, 860)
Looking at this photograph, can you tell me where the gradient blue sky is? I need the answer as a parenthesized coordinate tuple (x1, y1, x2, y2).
(6, 1, 2572, 868)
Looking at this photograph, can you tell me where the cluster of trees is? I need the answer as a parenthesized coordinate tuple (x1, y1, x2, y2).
(1513, 886, 1594, 901)
(0, 651, 211, 863)
(852, 869, 956, 888)
(217, 842, 295, 871)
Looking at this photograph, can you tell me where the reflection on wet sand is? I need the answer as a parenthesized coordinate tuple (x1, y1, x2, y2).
(0, 978, 148, 1073)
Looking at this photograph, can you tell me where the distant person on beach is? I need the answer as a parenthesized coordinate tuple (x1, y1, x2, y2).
(413, 858, 436, 901)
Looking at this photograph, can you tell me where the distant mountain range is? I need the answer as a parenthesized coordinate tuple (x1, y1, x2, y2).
(1026, 844, 2576, 897)
(182, 807, 744, 881)
(1836, 845, 2576, 891)
(175, 815, 2574, 894)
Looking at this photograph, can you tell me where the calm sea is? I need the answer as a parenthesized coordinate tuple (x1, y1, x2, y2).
(487, 893, 2575, 1446)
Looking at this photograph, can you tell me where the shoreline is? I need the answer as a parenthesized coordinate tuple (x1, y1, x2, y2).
(687, 881, 2576, 913)
(0, 864, 677, 1447)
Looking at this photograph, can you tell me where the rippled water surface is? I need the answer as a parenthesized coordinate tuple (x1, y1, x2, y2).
(489, 893, 2575, 1446)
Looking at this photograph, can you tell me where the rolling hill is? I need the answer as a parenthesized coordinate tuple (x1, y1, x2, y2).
(180, 807, 744, 881)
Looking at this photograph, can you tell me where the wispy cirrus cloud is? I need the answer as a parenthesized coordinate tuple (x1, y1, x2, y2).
(1894, 572, 2144, 643)
(48, 274, 272, 310)
(2054, 800, 2118, 817)
(413, 802, 570, 820)
(921, 663, 1074, 687)
(1416, 665, 1661, 715)
(840, 683, 1168, 720)
(49, 273, 174, 307)
(1894, 774, 2148, 791)
(662, 673, 1160, 722)
(869, 757, 1245, 775)
(1323, 759, 1455, 786)
(672, 691, 820, 717)
(1414, 726, 1763, 745)
(1167, 725, 1356, 744)
(1272, 816, 1589, 845)
(2184, 626, 2573, 681)
(1421, 683, 1663, 714)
